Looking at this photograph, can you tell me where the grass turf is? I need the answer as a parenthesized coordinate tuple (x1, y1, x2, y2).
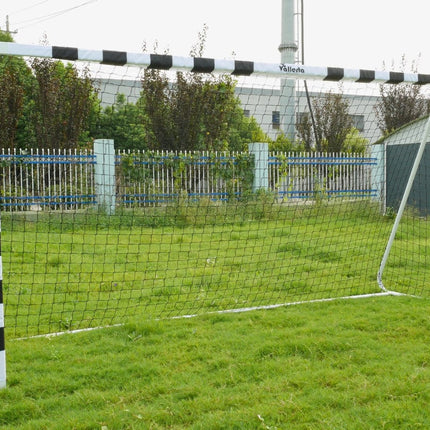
(1, 198, 430, 428)
(1, 295, 429, 429)
(2, 200, 404, 338)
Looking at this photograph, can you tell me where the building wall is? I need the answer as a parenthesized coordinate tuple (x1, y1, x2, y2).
(235, 86, 382, 143)
(96, 79, 383, 144)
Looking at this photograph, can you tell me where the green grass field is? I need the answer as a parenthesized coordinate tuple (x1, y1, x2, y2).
(1, 199, 402, 338)
(2, 198, 430, 338)
(1, 296, 430, 429)
(1, 198, 430, 428)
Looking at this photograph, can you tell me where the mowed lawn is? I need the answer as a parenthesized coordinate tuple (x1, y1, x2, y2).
(0, 296, 429, 429)
(1, 200, 430, 428)
(1, 201, 403, 338)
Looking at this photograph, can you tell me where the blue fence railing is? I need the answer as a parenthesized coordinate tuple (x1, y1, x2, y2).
(0, 149, 377, 211)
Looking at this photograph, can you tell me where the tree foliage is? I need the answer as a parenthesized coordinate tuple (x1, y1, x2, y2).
(0, 58, 25, 149)
(269, 133, 304, 153)
(136, 25, 267, 152)
(0, 32, 98, 150)
(297, 91, 362, 153)
(29, 58, 97, 149)
(91, 94, 147, 150)
(0, 31, 32, 149)
(313, 92, 353, 152)
(139, 68, 259, 151)
(376, 84, 428, 135)
(375, 57, 429, 135)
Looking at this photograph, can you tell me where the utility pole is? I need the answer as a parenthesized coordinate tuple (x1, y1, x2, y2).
(279, 0, 298, 140)
(3, 15, 18, 36)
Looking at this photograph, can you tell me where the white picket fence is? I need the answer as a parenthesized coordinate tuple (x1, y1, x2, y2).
(0, 148, 377, 211)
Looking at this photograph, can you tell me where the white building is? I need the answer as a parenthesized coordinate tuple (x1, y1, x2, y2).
(97, 78, 383, 144)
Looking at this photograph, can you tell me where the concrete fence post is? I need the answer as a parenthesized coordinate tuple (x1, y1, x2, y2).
(248, 142, 269, 192)
(94, 139, 116, 214)
(371, 143, 385, 213)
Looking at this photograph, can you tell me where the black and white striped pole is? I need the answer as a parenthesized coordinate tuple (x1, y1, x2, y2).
(0, 41, 429, 84)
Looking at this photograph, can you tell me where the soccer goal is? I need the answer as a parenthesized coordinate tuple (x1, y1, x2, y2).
(1, 40, 430, 358)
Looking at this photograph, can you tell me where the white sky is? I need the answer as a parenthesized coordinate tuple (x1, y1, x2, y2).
(1, 0, 429, 72)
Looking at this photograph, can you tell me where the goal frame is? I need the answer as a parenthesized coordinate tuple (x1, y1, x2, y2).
(1, 40, 430, 389)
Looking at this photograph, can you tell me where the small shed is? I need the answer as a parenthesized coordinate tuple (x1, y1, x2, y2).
(372, 115, 430, 215)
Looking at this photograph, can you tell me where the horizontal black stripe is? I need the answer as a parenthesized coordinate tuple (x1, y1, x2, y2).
(102, 50, 127, 66)
(0, 328, 4, 351)
(192, 57, 215, 73)
(232, 60, 254, 76)
(52, 46, 78, 61)
(357, 69, 375, 83)
(324, 67, 344, 81)
(417, 74, 430, 85)
(386, 71, 404, 84)
(149, 54, 173, 70)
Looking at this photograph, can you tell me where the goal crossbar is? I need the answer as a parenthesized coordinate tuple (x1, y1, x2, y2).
(1, 41, 430, 84)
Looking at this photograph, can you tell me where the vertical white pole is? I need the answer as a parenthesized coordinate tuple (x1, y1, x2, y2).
(279, 0, 298, 140)
(378, 116, 430, 290)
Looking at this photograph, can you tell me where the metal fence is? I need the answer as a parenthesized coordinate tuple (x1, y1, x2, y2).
(0, 148, 96, 211)
(269, 152, 377, 200)
(0, 148, 377, 211)
(117, 150, 253, 207)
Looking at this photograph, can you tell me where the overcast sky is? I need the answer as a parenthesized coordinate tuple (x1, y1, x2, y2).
(1, 0, 429, 72)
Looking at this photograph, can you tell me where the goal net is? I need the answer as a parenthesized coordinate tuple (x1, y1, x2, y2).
(1, 42, 430, 342)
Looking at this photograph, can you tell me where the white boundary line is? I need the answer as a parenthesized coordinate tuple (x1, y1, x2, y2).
(13, 290, 409, 341)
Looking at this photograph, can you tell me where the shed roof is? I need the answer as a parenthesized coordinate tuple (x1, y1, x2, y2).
(373, 115, 430, 146)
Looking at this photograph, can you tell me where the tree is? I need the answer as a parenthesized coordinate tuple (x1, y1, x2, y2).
(227, 106, 271, 152)
(341, 128, 367, 154)
(375, 56, 429, 135)
(0, 58, 25, 149)
(91, 94, 147, 150)
(139, 68, 256, 151)
(139, 68, 174, 150)
(296, 113, 313, 152)
(0, 32, 98, 150)
(297, 91, 354, 152)
(313, 92, 353, 152)
(375, 63, 428, 135)
(269, 133, 304, 153)
(29, 58, 97, 149)
(0, 31, 34, 150)
(138, 25, 267, 152)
